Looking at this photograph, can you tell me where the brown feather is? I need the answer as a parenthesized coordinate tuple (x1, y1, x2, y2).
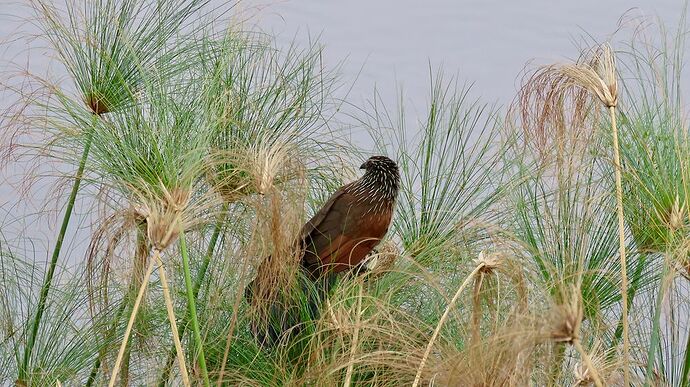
(245, 156, 399, 346)
(300, 189, 393, 278)
(298, 182, 354, 240)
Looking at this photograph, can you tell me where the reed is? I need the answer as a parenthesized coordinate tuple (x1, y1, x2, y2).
(2, 4, 690, 386)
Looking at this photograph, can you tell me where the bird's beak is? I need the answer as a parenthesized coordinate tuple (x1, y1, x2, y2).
(360, 161, 368, 169)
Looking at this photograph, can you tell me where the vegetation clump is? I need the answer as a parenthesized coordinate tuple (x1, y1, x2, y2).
(1, 1, 690, 386)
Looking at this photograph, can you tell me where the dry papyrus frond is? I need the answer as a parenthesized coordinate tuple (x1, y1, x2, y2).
(573, 341, 625, 386)
(209, 140, 305, 203)
(511, 43, 618, 163)
(555, 44, 618, 108)
(548, 285, 583, 345)
(138, 184, 190, 251)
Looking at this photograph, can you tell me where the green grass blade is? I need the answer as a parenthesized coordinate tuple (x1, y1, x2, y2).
(19, 126, 94, 382)
(180, 232, 210, 387)
(158, 209, 226, 386)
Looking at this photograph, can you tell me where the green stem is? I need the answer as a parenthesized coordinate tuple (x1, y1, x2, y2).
(19, 128, 94, 382)
(180, 232, 210, 387)
(158, 209, 226, 386)
(644, 255, 671, 386)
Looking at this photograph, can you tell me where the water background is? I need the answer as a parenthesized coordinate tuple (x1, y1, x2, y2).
(0, 0, 686, 264)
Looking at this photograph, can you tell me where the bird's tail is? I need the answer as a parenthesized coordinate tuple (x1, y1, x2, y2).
(244, 268, 335, 347)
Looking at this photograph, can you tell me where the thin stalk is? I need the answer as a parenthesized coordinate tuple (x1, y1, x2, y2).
(156, 255, 190, 387)
(644, 255, 672, 386)
(158, 208, 226, 386)
(108, 251, 158, 387)
(119, 223, 149, 386)
(180, 232, 210, 387)
(609, 253, 648, 355)
(573, 339, 604, 387)
(682, 327, 690, 387)
(610, 105, 629, 386)
(19, 128, 94, 381)
(412, 262, 485, 387)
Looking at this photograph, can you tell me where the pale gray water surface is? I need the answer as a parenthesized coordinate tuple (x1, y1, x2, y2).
(0, 1, 686, 263)
(243, 0, 683, 106)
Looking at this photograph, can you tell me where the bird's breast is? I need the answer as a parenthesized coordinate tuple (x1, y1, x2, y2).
(344, 204, 392, 238)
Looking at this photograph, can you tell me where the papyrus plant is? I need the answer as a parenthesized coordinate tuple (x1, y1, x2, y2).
(514, 44, 630, 385)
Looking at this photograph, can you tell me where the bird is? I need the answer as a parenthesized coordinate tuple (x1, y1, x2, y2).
(245, 155, 400, 345)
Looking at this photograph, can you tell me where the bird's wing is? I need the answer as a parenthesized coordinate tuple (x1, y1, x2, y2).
(298, 182, 353, 240)
(299, 189, 360, 275)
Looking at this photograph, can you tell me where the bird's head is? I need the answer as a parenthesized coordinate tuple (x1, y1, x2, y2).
(360, 155, 400, 193)
(352, 156, 401, 206)
(360, 155, 398, 174)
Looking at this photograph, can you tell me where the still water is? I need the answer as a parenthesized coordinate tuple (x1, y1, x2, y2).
(0, 0, 686, 262)
(242, 0, 683, 105)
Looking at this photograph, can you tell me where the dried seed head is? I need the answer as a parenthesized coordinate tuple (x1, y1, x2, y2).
(549, 286, 583, 344)
(668, 195, 687, 232)
(573, 342, 600, 385)
(573, 342, 623, 386)
(556, 44, 618, 108)
(250, 142, 295, 195)
(85, 92, 110, 115)
(134, 185, 191, 251)
(574, 361, 595, 386)
(474, 250, 502, 274)
(208, 140, 305, 203)
(365, 240, 400, 274)
(207, 159, 251, 203)
(145, 208, 182, 251)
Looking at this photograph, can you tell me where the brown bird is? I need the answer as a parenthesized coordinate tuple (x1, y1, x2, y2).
(245, 155, 400, 344)
(299, 155, 400, 279)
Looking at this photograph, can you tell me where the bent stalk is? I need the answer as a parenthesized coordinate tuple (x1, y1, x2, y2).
(412, 262, 485, 387)
(20, 128, 94, 382)
(108, 251, 158, 387)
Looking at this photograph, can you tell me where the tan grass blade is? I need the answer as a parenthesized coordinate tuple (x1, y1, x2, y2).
(108, 251, 158, 387)
(156, 255, 191, 387)
(412, 262, 486, 387)
(343, 283, 364, 387)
